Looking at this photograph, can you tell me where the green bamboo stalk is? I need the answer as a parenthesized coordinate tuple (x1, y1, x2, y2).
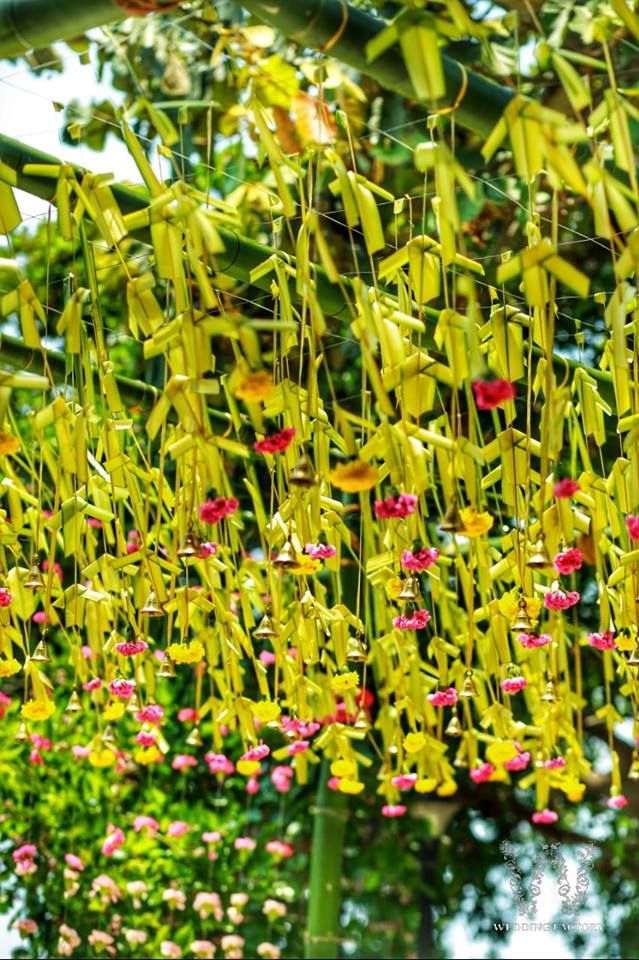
(306, 760, 349, 960)
(0, 0, 122, 56)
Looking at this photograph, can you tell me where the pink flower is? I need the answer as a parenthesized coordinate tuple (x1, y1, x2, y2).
(381, 804, 407, 818)
(401, 547, 439, 571)
(167, 820, 190, 838)
(172, 754, 198, 771)
(544, 757, 566, 770)
(472, 378, 516, 410)
(194, 892, 223, 922)
(501, 676, 528, 694)
(199, 541, 218, 559)
(91, 874, 121, 904)
(241, 743, 270, 761)
(162, 888, 187, 910)
(206, 753, 235, 776)
(42, 560, 63, 581)
(190, 940, 216, 959)
(254, 427, 296, 455)
(30, 734, 51, 751)
(607, 794, 628, 809)
(553, 478, 580, 499)
(304, 543, 337, 560)
(198, 497, 239, 525)
(0, 690, 11, 717)
(259, 650, 276, 666)
(626, 515, 639, 540)
(13, 918, 38, 935)
(588, 631, 616, 651)
(374, 493, 418, 520)
(532, 809, 558, 824)
(271, 764, 294, 793)
(161, 942, 183, 959)
(29, 750, 44, 767)
(504, 751, 530, 772)
(115, 639, 148, 656)
(427, 687, 458, 707)
(393, 608, 431, 630)
(287, 740, 309, 756)
(88, 930, 115, 952)
(32, 611, 49, 624)
(136, 731, 157, 747)
(101, 825, 125, 857)
(470, 762, 495, 784)
(265, 840, 294, 858)
(72, 745, 91, 759)
(221, 936, 245, 954)
(125, 930, 148, 948)
(327, 776, 340, 791)
(391, 773, 418, 790)
(202, 831, 222, 844)
(257, 944, 281, 960)
(135, 704, 164, 724)
(553, 547, 583, 575)
(83, 677, 102, 692)
(109, 679, 136, 700)
(234, 836, 256, 852)
(0, 587, 12, 607)
(177, 707, 198, 723)
(134, 815, 160, 834)
(544, 588, 580, 610)
(64, 853, 83, 872)
(516, 632, 552, 649)
(13, 844, 37, 862)
(246, 777, 260, 795)
(87, 517, 103, 529)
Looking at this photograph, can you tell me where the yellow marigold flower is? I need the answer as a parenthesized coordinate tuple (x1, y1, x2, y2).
(436, 780, 458, 797)
(134, 746, 162, 766)
(89, 748, 116, 768)
(331, 671, 359, 693)
(235, 371, 275, 404)
(329, 460, 378, 493)
(415, 777, 438, 794)
(498, 589, 542, 623)
(251, 700, 281, 723)
(486, 741, 519, 765)
(103, 701, 126, 722)
(167, 640, 205, 664)
(403, 731, 426, 754)
(338, 778, 365, 795)
(289, 557, 321, 576)
(385, 577, 405, 600)
(0, 657, 21, 678)
(331, 758, 356, 778)
(616, 632, 635, 652)
(0, 431, 20, 456)
(21, 698, 54, 722)
(237, 759, 261, 777)
(459, 507, 493, 537)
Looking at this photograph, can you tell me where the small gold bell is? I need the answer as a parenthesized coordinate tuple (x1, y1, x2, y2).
(398, 576, 421, 602)
(158, 656, 176, 678)
(353, 709, 370, 732)
(439, 499, 464, 534)
(273, 540, 297, 569)
(25, 561, 44, 590)
(511, 598, 536, 632)
(445, 711, 463, 737)
(459, 669, 479, 698)
(627, 752, 639, 781)
(453, 749, 468, 769)
(141, 590, 164, 617)
(31, 638, 51, 664)
(254, 610, 279, 640)
(102, 725, 116, 745)
(526, 534, 552, 570)
(15, 722, 29, 743)
(346, 633, 367, 663)
(289, 453, 316, 489)
(186, 726, 203, 747)
(64, 690, 82, 715)
(127, 695, 142, 715)
(540, 678, 559, 703)
(627, 644, 639, 666)
(177, 530, 200, 559)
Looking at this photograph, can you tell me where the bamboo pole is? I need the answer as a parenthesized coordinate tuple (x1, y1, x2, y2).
(0, 0, 131, 56)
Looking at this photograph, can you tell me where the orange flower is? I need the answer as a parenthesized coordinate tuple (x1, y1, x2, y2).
(0, 431, 20, 456)
(459, 507, 493, 537)
(235, 371, 275, 404)
(329, 460, 378, 493)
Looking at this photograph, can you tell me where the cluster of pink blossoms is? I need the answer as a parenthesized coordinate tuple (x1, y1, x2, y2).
(427, 687, 458, 707)
(588, 631, 616, 651)
(109, 678, 136, 700)
(374, 493, 418, 520)
(626, 515, 639, 540)
(401, 546, 439, 571)
(198, 497, 239, 525)
(544, 587, 580, 610)
(304, 543, 337, 560)
(382, 804, 407, 818)
(391, 773, 418, 790)
(115, 638, 148, 657)
(13, 844, 37, 877)
(532, 809, 558, 824)
(553, 547, 583, 575)
(516, 632, 552, 649)
(393, 608, 431, 630)
(253, 427, 296, 455)
(553, 478, 580, 499)
(504, 748, 531, 772)
(472, 378, 516, 410)
(102, 824, 125, 857)
(501, 676, 528, 694)
(0, 586, 12, 606)
(470, 762, 495, 784)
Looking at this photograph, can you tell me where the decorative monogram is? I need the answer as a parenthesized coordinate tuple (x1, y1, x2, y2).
(500, 841, 597, 918)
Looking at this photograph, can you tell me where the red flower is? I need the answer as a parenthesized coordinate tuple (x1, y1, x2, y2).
(198, 497, 239, 525)
(553, 547, 583, 575)
(374, 493, 418, 520)
(553, 478, 580, 499)
(626, 515, 639, 541)
(472, 379, 516, 410)
(254, 428, 296, 455)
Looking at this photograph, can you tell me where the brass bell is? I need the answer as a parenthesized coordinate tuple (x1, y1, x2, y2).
(185, 726, 203, 747)
(158, 656, 176, 678)
(273, 540, 297, 569)
(25, 561, 44, 590)
(627, 752, 639, 781)
(289, 453, 316, 489)
(346, 633, 367, 663)
(353, 709, 370, 732)
(540, 678, 559, 703)
(453, 748, 468, 769)
(102, 725, 116, 745)
(511, 598, 536, 632)
(177, 530, 200, 559)
(459, 669, 479, 698)
(439, 498, 464, 534)
(445, 711, 463, 737)
(141, 590, 164, 617)
(526, 534, 552, 570)
(254, 610, 279, 640)
(31, 638, 51, 664)
(15, 721, 29, 743)
(398, 576, 421, 602)
(64, 690, 82, 715)
(627, 644, 639, 666)
(127, 695, 142, 714)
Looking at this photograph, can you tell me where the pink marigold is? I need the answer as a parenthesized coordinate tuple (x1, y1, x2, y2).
(545, 757, 566, 770)
(254, 427, 296, 455)
(246, 777, 260, 795)
(427, 687, 458, 707)
(374, 493, 418, 520)
(198, 497, 239, 525)
(400, 547, 439, 572)
(516, 632, 552, 649)
(553, 478, 580, 499)
(72, 745, 91, 759)
(172, 754, 197, 772)
(304, 543, 337, 560)
(199, 541, 217, 559)
(532, 809, 558, 824)
(29, 750, 44, 767)
(109, 679, 136, 700)
(393, 608, 431, 630)
(241, 743, 270, 762)
(135, 704, 164, 725)
(472, 378, 516, 410)
(381, 804, 407, 818)
(115, 639, 148, 657)
(30, 734, 51, 751)
(167, 821, 190, 837)
(13, 919, 38, 935)
(177, 707, 198, 723)
(101, 826, 125, 857)
(265, 840, 294, 858)
(88, 930, 114, 950)
(259, 650, 276, 666)
(607, 794, 628, 809)
(136, 731, 157, 747)
(504, 751, 531, 772)
(13, 844, 37, 863)
(206, 753, 234, 776)
(501, 676, 528, 694)
(134, 815, 159, 834)
(194, 892, 223, 921)
(0, 587, 12, 607)
(202, 831, 222, 844)
(544, 588, 580, 611)
(190, 940, 216, 959)
(42, 560, 63, 581)
(588, 631, 616, 651)
(327, 776, 340, 791)
(32, 611, 49, 624)
(257, 944, 280, 960)
(553, 547, 583, 576)
(287, 740, 309, 756)
(470, 762, 495, 784)
(161, 943, 183, 959)
(83, 677, 102, 692)
(234, 836, 256, 852)
(221, 936, 245, 952)
(64, 854, 83, 872)
(626, 515, 639, 540)
(391, 773, 418, 790)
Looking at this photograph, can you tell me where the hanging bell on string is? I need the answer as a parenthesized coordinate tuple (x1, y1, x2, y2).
(254, 609, 279, 640)
(31, 638, 51, 664)
(439, 498, 464, 534)
(346, 633, 367, 663)
(511, 598, 536, 632)
(289, 453, 316, 489)
(526, 534, 552, 570)
(24, 560, 44, 589)
(398, 576, 421, 602)
(459, 669, 479, 698)
(540, 677, 559, 703)
(141, 590, 164, 617)
(158, 657, 176, 678)
(353, 709, 370, 732)
(273, 540, 297, 569)
(177, 530, 200, 559)
(453, 748, 468, 769)
(445, 711, 463, 737)
(627, 752, 639, 781)
(127, 695, 142, 715)
(627, 644, 639, 666)
(64, 690, 82, 715)
(102, 725, 116, 745)
(15, 722, 29, 743)
(185, 726, 203, 747)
